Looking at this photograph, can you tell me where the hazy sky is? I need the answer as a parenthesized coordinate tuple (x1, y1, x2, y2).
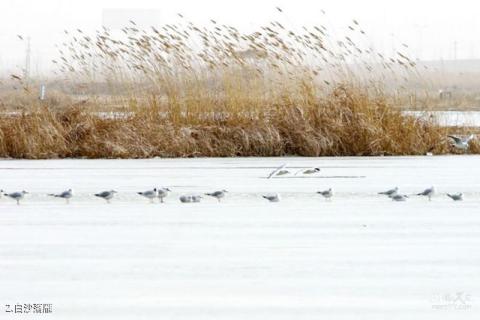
(1, 0, 479, 75)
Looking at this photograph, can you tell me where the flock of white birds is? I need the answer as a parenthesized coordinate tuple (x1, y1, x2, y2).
(0, 134, 473, 206)
(0, 160, 466, 205)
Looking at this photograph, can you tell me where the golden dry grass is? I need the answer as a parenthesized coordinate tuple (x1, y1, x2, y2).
(0, 85, 457, 159)
(0, 16, 475, 158)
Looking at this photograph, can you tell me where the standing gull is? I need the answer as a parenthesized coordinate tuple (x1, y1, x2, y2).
(157, 187, 171, 203)
(262, 193, 281, 202)
(317, 188, 333, 200)
(417, 186, 435, 201)
(48, 189, 73, 204)
(95, 190, 117, 203)
(205, 190, 228, 202)
(378, 187, 399, 197)
(448, 134, 475, 150)
(4, 191, 28, 205)
(138, 188, 158, 203)
(447, 193, 463, 201)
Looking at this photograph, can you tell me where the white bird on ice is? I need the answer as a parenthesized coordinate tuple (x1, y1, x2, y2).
(378, 187, 399, 197)
(262, 193, 281, 202)
(138, 188, 158, 202)
(192, 195, 202, 203)
(95, 190, 117, 203)
(48, 189, 73, 203)
(179, 194, 202, 203)
(4, 190, 29, 205)
(157, 187, 171, 203)
(317, 188, 333, 200)
(417, 186, 435, 201)
(448, 134, 475, 150)
(267, 164, 290, 178)
(205, 190, 228, 202)
(295, 167, 321, 176)
(179, 195, 192, 203)
(391, 194, 408, 202)
(447, 193, 463, 201)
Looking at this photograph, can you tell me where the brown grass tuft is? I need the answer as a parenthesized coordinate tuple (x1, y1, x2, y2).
(0, 17, 470, 158)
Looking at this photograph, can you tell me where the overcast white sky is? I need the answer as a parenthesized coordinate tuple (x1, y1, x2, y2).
(0, 0, 479, 75)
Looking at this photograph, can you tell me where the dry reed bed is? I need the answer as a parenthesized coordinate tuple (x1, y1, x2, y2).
(0, 86, 463, 159)
(3, 15, 476, 158)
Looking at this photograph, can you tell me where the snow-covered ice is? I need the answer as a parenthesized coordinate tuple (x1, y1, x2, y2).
(0, 156, 479, 319)
(405, 110, 480, 127)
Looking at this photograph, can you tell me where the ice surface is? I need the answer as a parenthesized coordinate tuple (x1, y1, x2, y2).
(0, 156, 479, 319)
(405, 111, 480, 127)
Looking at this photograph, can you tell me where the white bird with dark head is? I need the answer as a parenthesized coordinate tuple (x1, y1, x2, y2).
(138, 188, 158, 203)
(295, 167, 321, 176)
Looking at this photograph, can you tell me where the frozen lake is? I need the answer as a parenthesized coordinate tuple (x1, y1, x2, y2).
(405, 110, 480, 127)
(0, 156, 479, 319)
